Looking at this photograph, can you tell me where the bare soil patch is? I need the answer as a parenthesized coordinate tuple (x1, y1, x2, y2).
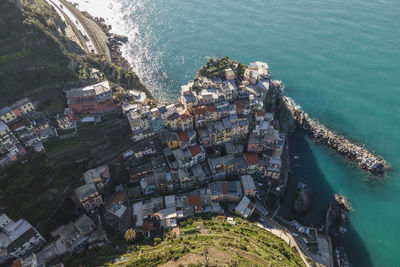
(161, 253, 205, 267)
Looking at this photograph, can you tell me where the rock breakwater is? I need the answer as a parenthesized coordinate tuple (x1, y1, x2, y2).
(284, 97, 389, 176)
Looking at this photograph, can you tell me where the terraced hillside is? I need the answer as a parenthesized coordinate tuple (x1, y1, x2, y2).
(66, 216, 307, 267)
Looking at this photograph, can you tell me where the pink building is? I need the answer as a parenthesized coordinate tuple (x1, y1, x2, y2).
(65, 81, 117, 115)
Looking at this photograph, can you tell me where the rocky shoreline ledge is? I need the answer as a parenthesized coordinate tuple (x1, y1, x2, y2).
(284, 97, 389, 176)
(75, 5, 156, 103)
(79, 11, 131, 69)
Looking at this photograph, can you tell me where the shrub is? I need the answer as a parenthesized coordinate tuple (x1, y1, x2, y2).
(153, 237, 161, 245)
(124, 228, 136, 242)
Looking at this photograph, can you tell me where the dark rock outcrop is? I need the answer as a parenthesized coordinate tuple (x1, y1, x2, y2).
(293, 184, 311, 215)
(335, 194, 352, 211)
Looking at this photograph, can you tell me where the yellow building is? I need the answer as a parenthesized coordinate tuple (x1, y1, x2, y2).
(0, 98, 35, 124)
(0, 107, 17, 123)
(165, 132, 180, 149)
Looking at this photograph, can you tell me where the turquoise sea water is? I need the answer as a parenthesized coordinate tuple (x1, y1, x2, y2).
(119, 0, 400, 266)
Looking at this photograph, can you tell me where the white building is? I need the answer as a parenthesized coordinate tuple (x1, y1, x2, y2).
(0, 214, 45, 263)
(241, 175, 257, 197)
(235, 196, 255, 219)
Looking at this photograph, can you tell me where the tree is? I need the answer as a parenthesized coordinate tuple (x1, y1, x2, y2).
(124, 228, 136, 242)
(114, 88, 125, 102)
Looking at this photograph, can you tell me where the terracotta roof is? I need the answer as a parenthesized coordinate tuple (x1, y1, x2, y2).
(206, 105, 217, 113)
(256, 111, 265, 116)
(235, 100, 246, 114)
(188, 195, 202, 212)
(235, 99, 246, 108)
(180, 113, 192, 121)
(179, 109, 193, 120)
(178, 132, 189, 142)
(188, 145, 203, 157)
(193, 106, 207, 115)
(12, 122, 25, 129)
(12, 259, 23, 267)
(244, 153, 259, 166)
(222, 182, 229, 194)
(142, 222, 154, 232)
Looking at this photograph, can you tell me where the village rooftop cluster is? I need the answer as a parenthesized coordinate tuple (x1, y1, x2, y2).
(0, 98, 62, 167)
(0, 59, 290, 266)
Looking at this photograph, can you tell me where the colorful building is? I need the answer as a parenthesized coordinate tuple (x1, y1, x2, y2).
(65, 81, 117, 115)
(0, 98, 35, 124)
(150, 117, 164, 132)
(165, 132, 180, 149)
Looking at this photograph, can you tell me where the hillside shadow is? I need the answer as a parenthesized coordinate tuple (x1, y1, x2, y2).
(0, 0, 79, 106)
(278, 131, 373, 267)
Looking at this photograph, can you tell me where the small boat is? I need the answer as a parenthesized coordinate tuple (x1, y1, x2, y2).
(339, 226, 347, 234)
(294, 155, 299, 159)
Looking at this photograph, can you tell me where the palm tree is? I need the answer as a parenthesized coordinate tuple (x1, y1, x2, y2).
(124, 228, 136, 242)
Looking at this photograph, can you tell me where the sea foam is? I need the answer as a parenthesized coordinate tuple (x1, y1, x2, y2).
(72, 0, 169, 101)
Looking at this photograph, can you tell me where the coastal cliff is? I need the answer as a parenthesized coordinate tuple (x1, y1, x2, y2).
(0, 0, 152, 112)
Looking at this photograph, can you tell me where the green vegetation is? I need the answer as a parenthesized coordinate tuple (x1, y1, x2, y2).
(44, 137, 80, 153)
(0, 46, 29, 63)
(237, 62, 248, 80)
(45, 114, 133, 167)
(124, 229, 137, 243)
(0, 154, 88, 230)
(192, 79, 201, 95)
(0, 116, 133, 230)
(81, 54, 154, 100)
(0, 0, 151, 111)
(199, 56, 231, 78)
(114, 87, 125, 102)
(0, 0, 80, 107)
(67, 216, 305, 267)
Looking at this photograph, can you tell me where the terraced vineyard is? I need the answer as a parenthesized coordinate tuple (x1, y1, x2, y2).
(70, 216, 306, 267)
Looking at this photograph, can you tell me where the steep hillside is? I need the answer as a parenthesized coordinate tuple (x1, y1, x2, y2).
(65, 216, 307, 267)
(0, 0, 151, 232)
(0, 0, 81, 106)
(0, 0, 152, 109)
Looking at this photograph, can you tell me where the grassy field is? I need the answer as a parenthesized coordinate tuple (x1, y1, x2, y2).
(65, 216, 306, 267)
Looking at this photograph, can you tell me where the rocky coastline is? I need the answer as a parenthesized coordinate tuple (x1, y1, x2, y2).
(79, 11, 131, 69)
(284, 97, 389, 176)
(76, 5, 156, 103)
